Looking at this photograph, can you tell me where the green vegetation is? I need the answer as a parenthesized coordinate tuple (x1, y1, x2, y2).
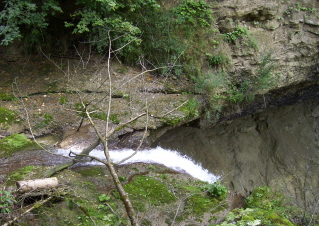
(206, 53, 230, 67)
(0, 181, 16, 214)
(0, 0, 219, 78)
(217, 187, 296, 226)
(254, 52, 276, 92)
(193, 71, 229, 94)
(172, 0, 212, 28)
(6, 165, 36, 183)
(118, 175, 176, 211)
(77, 166, 105, 177)
(162, 98, 199, 126)
(202, 180, 227, 200)
(109, 113, 120, 124)
(285, 3, 318, 17)
(180, 98, 199, 118)
(59, 96, 68, 105)
(29, 170, 128, 226)
(225, 52, 276, 103)
(35, 113, 53, 128)
(0, 107, 19, 124)
(0, 134, 37, 158)
(222, 25, 257, 49)
(3, 163, 309, 225)
(0, 0, 62, 46)
(162, 115, 185, 126)
(176, 180, 228, 221)
(0, 92, 17, 101)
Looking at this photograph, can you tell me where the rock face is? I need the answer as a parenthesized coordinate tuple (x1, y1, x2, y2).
(212, 0, 319, 85)
(153, 97, 319, 207)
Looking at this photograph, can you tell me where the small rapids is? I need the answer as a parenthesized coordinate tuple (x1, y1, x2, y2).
(55, 146, 219, 183)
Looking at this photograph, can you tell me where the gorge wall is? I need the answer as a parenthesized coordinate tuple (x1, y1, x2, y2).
(153, 97, 319, 206)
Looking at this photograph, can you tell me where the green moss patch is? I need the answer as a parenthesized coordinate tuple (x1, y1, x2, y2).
(218, 187, 296, 225)
(77, 166, 106, 177)
(185, 194, 225, 217)
(0, 107, 20, 124)
(0, 134, 38, 157)
(119, 175, 176, 211)
(0, 91, 16, 101)
(5, 165, 47, 186)
(31, 170, 126, 226)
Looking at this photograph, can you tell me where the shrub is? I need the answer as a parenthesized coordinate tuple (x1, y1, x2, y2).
(223, 25, 258, 49)
(206, 53, 230, 67)
(0, 182, 16, 214)
(202, 180, 227, 199)
(172, 0, 212, 28)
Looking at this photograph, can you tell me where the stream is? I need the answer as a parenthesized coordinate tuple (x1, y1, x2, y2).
(0, 144, 219, 183)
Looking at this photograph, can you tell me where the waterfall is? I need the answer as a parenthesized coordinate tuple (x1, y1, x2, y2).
(55, 146, 219, 183)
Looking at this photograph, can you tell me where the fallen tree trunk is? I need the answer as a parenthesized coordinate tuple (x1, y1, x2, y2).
(16, 177, 58, 193)
(42, 138, 101, 178)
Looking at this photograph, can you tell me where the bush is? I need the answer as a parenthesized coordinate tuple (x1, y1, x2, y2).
(0, 182, 16, 214)
(206, 53, 230, 67)
(202, 180, 227, 199)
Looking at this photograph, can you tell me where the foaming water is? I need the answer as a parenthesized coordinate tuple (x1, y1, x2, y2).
(55, 146, 219, 183)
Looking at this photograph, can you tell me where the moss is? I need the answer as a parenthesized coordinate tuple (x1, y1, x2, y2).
(246, 186, 284, 209)
(4, 165, 47, 186)
(59, 96, 68, 105)
(109, 113, 120, 124)
(162, 115, 184, 126)
(119, 175, 176, 211)
(186, 194, 222, 216)
(77, 167, 106, 177)
(0, 134, 38, 158)
(32, 170, 126, 226)
(0, 91, 17, 101)
(0, 107, 20, 124)
(220, 187, 296, 225)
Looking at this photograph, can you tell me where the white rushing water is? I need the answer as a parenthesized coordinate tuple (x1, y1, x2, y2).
(55, 146, 219, 183)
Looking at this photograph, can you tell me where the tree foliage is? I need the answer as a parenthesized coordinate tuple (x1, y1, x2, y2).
(0, 0, 62, 45)
(0, 0, 214, 71)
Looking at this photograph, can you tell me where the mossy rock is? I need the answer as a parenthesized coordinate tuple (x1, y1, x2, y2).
(5, 165, 46, 186)
(0, 91, 16, 101)
(246, 186, 284, 209)
(0, 134, 38, 157)
(118, 175, 177, 212)
(30, 169, 127, 226)
(77, 166, 106, 177)
(220, 187, 296, 225)
(0, 107, 20, 124)
(185, 194, 226, 217)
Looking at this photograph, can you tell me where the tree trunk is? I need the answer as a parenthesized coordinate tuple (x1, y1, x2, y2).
(106, 162, 139, 226)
